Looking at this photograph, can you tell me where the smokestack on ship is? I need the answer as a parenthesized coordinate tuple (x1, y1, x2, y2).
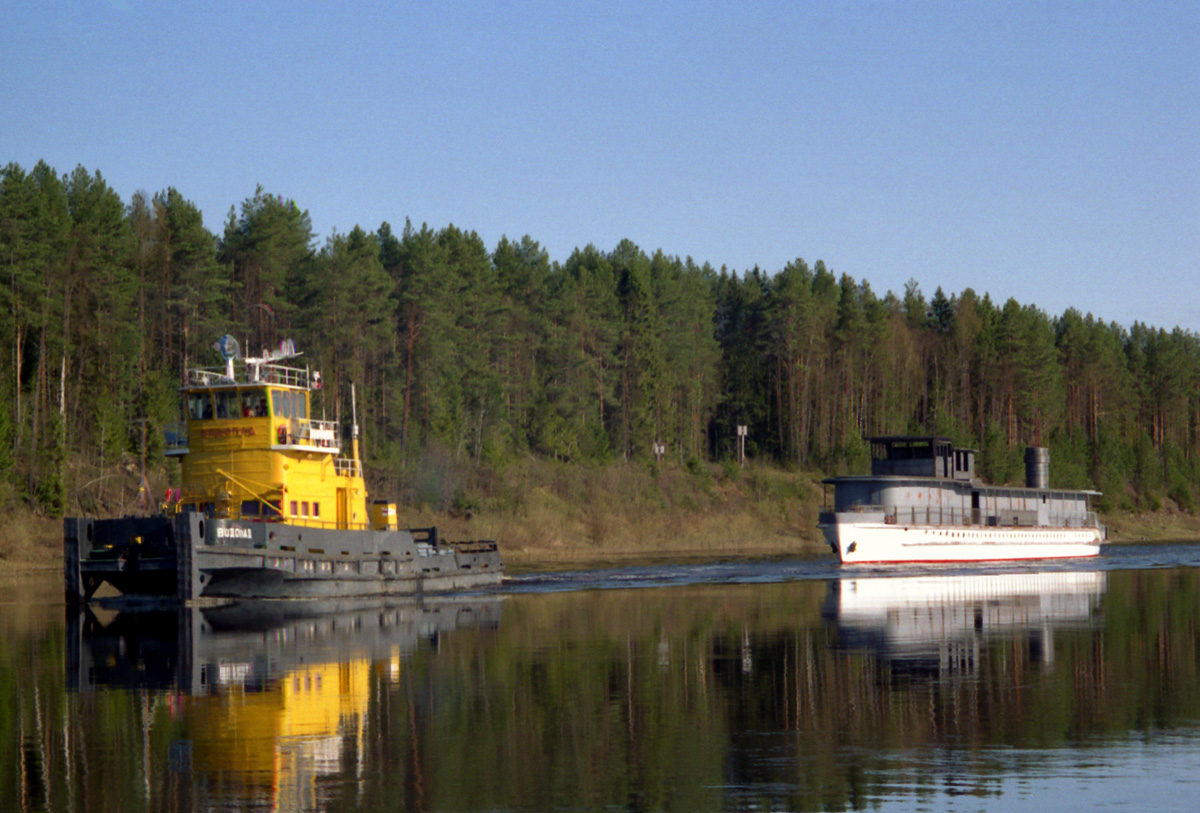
(1024, 447, 1050, 489)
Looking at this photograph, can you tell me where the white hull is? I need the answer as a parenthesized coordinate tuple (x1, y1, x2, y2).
(821, 519, 1102, 564)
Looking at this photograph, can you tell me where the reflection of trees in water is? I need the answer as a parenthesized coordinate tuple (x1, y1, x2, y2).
(387, 573, 1200, 810)
(6, 569, 1200, 811)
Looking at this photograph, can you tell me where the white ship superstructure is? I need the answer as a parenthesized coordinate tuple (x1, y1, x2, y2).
(819, 437, 1105, 564)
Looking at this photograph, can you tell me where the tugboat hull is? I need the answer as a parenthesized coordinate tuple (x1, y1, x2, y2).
(65, 512, 503, 604)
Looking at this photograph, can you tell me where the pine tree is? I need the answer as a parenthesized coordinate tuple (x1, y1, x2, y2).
(150, 188, 225, 376)
(302, 226, 394, 444)
(538, 245, 619, 460)
(492, 235, 552, 453)
(218, 187, 314, 346)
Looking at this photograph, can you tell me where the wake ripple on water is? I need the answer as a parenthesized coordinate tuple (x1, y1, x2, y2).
(502, 557, 843, 593)
(500, 541, 1200, 595)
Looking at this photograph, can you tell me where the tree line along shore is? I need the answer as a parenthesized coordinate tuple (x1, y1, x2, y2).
(2, 159, 1200, 554)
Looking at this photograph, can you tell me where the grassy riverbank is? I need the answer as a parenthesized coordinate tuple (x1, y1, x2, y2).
(390, 458, 827, 570)
(0, 508, 60, 573)
(1103, 504, 1200, 544)
(4, 458, 1200, 575)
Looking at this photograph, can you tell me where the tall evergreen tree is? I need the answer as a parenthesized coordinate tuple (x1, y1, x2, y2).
(492, 234, 551, 453)
(218, 187, 314, 347)
(714, 268, 770, 460)
(538, 245, 619, 460)
(302, 226, 394, 440)
(150, 188, 225, 377)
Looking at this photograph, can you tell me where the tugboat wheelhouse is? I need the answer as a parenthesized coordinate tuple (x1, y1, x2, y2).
(165, 355, 366, 529)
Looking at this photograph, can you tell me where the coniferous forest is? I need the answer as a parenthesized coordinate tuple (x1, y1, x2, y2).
(2, 160, 1200, 522)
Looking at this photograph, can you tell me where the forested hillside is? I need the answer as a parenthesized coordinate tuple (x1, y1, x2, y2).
(2, 160, 1199, 520)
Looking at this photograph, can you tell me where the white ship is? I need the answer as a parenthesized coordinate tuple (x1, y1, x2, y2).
(819, 437, 1105, 564)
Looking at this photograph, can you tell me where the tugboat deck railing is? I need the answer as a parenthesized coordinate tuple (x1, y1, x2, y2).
(185, 363, 311, 389)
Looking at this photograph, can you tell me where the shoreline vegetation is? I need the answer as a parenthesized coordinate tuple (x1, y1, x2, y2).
(4, 162, 1200, 576)
(5, 458, 1199, 578)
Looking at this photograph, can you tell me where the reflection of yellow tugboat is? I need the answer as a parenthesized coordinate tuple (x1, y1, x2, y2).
(64, 336, 502, 602)
(67, 595, 502, 811)
(184, 658, 371, 808)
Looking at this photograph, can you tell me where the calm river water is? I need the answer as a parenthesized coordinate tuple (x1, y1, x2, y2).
(5, 543, 1200, 812)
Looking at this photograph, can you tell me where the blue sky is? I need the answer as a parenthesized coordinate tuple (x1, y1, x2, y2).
(4, 1, 1198, 331)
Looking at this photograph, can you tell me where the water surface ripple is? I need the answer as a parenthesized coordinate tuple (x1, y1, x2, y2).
(3, 541, 1199, 811)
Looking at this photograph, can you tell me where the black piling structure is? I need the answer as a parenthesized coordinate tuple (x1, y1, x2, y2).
(64, 517, 92, 604)
(175, 512, 205, 603)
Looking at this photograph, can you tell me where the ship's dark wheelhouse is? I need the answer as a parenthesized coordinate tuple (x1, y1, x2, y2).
(869, 436, 975, 482)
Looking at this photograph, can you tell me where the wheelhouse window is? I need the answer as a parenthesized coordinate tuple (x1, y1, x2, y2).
(213, 389, 241, 419)
(241, 388, 268, 417)
(187, 392, 213, 420)
(270, 388, 308, 421)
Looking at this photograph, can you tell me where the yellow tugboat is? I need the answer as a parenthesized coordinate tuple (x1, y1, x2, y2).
(64, 336, 503, 602)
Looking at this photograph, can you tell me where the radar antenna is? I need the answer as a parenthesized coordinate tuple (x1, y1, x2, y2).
(217, 334, 241, 360)
(216, 334, 241, 380)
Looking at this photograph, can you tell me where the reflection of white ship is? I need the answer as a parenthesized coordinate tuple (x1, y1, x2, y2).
(825, 571, 1106, 675)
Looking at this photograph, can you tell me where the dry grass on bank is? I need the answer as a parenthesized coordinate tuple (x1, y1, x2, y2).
(402, 458, 830, 567)
(1104, 501, 1200, 543)
(0, 507, 62, 573)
